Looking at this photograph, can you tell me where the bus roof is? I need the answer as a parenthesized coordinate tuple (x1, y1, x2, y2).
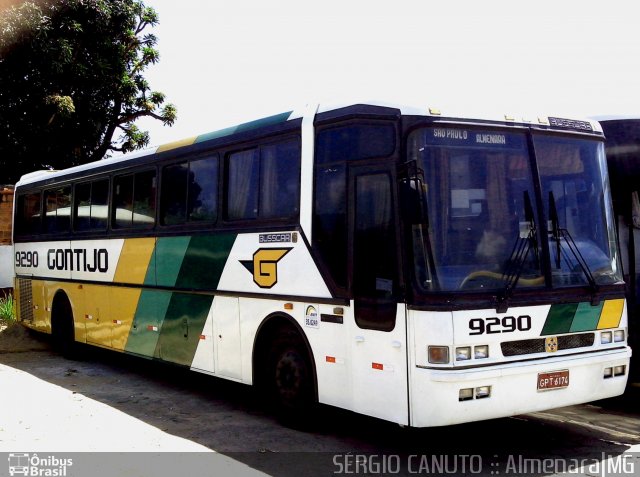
(16, 101, 603, 188)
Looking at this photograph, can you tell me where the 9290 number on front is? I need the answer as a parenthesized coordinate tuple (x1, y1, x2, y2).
(468, 315, 532, 335)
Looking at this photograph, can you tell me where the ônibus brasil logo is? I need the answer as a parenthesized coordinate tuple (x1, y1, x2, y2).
(8, 453, 73, 477)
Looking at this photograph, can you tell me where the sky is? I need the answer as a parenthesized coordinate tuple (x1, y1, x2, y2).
(137, 0, 640, 147)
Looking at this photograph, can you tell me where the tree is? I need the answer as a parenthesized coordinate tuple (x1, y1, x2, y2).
(0, 0, 176, 184)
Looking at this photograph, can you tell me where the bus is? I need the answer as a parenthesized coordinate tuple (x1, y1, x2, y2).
(12, 102, 631, 427)
(597, 116, 640, 379)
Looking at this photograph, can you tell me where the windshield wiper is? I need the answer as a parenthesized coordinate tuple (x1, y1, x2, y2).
(496, 191, 538, 313)
(401, 160, 439, 291)
(548, 191, 599, 301)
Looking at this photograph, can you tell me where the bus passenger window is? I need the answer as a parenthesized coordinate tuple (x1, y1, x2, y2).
(225, 139, 300, 221)
(90, 179, 109, 230)
(261, 140, 300, 219)
(43, 186, 71, 234)
(161, 156, 218, 225)
(113, 170, 156, 229)
(188, 156, 218, 222)
(74, 182, 92, 231)
(74, 179, 109, 231)
(16, 192, 41, 236)
(226, 149, 259, 220)
(161, 162, 189, 225)
(113, 175, 134, 228)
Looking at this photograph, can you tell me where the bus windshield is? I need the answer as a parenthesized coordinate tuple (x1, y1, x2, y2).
(534, 134, 621, 288)
(406, 126, 622, 294)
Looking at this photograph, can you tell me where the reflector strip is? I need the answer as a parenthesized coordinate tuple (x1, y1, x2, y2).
(113, 320, 122, 325)
(200, 335, 206, 340)
(372, 362, 384, 370)
(147, 325, 158, 332)
(326, 356, 336, 363)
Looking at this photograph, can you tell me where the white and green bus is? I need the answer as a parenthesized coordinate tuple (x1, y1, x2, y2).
(13, 102, 631, 427)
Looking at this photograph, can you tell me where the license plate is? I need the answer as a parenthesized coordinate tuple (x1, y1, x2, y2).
(537, 370, 570, 391)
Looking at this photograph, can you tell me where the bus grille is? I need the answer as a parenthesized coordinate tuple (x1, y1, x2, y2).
(501, 333, 595, 357)
(18, 279, 34, 322)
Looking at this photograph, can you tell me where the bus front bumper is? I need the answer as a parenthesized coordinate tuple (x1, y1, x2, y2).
(409, 347, 631, 427)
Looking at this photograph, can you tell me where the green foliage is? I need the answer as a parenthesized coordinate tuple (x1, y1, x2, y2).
(0, 293, 15, 323)
(0, 0, 177, 184)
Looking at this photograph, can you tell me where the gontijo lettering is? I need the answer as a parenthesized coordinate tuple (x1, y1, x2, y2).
(47, 248, 109, 273)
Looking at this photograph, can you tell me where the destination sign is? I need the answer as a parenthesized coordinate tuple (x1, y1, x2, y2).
(424, 128, 525, 149)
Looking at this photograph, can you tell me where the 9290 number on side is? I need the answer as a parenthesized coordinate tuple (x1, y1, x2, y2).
(468, 315, 532, 335)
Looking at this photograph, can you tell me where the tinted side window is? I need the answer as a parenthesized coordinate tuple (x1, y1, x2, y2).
(161, 155, 218, 225)
(74, 179, 109, 231)
(90, 179, 109, 230)
(315, 124, 395, 164)
(113, 170, 156, 229)
(225, 139, 300, 221)
(312, 123, 395, 291)
(75, 182, 92, 230)
(44, 186, 71, 234)
(227, 149, 259, 220)
(161, 162, 189, 225)
(188, 156, 218, 222)
(16, 192, 41, 236)
(313, 164, 347, 288)
(261, 140, 300, 218)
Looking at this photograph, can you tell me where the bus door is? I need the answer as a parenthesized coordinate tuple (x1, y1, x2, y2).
(348, 164, 409, 424)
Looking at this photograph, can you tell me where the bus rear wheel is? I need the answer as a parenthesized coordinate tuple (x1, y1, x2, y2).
(51, 293, 79, 359)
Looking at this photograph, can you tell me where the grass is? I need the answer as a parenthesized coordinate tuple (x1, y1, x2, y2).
(0, 293, 15, 324)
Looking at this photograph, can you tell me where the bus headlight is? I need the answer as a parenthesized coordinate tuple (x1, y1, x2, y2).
(474, 345, 489, 359)
(601, 331, 612, 344)
(614, 330, 625, 342)
(428, 346, 450, 364)
(455, 347, 471, 361)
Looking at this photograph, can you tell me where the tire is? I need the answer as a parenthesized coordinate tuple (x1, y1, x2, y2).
(266, 331, 316, 425)
(51, 294, 80, 360)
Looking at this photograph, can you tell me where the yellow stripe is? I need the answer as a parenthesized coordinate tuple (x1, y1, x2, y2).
(113, 238, 156, 284)
(110, 287, 141, 351)
(156, 136, 197, 153)
(597, 299, 625, 329)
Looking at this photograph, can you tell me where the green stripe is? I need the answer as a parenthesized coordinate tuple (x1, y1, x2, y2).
(175, 234, 236, 290)
(570, 301, 604, 332)
(155, 293, 213, 366)
(125, 290, 172, 357)
(195, 111, 293, 144)
(155, 236, 192, 287)
(541, 303, 578, 335)
(126, 232, 237, 365)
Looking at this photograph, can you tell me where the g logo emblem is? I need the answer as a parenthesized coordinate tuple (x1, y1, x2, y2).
(545, 336, 558, 353)
(241, 248, 292, 288)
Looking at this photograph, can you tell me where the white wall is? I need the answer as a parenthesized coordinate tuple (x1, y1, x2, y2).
(0, 245, 14, 288)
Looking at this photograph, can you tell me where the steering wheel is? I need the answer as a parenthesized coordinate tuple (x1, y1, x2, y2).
(459, 270, 544, 290)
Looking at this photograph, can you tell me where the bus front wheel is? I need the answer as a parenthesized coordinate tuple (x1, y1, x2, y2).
(266, 332, 315, 422)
